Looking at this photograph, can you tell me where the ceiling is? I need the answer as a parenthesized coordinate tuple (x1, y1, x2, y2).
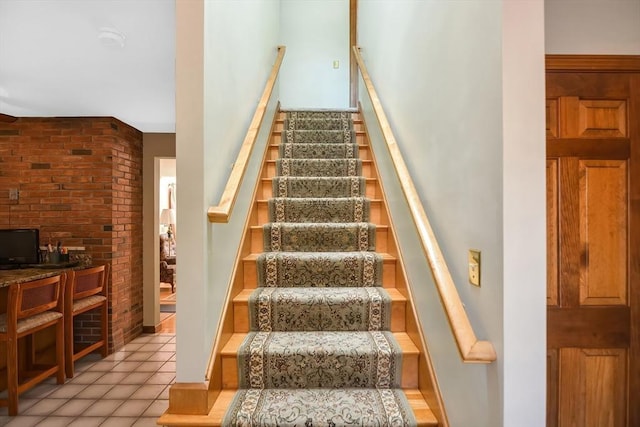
(0, 0, 176, 133)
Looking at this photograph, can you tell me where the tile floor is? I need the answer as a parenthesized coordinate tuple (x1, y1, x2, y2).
(0, 328, 175, 427)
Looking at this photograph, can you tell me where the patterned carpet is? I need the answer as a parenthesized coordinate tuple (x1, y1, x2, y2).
(223, 111, 416, 426)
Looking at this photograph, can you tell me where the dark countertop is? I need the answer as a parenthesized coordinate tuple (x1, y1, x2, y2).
(0, 262, 90, 287)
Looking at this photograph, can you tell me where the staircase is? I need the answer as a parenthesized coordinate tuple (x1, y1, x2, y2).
(157, 110, 441, 426)
(210, 110, 439, 426)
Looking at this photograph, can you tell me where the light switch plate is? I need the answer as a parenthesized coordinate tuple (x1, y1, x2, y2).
(468, 249, 481, 287)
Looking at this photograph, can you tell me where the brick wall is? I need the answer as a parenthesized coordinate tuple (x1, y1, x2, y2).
(0, 117, 143, 351)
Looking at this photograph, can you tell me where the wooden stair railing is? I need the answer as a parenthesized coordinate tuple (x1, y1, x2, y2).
(208, 45, 286, 223)
(0, 113, 18, 123)
(353, 46, 496, 364)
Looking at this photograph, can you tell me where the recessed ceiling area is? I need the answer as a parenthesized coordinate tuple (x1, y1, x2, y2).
(0, 0, 176, 133)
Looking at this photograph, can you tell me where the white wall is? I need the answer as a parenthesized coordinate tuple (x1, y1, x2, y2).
(358, 1, 546, 426)
(279, 0, 349, 108)
(175, 0, 280, 382)
(502, 2, 546, 425)
(545, 0, 640, 54)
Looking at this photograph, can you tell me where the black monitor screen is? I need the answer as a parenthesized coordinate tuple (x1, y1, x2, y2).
(0, 228, 40, 265)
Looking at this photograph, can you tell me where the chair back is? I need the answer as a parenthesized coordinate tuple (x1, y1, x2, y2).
(9, 274, 65, 322)
(67, 264, 109, 302)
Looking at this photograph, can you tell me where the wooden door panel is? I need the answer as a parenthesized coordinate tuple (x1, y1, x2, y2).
(559, 157, 581, 306)
(547, 348, 559, 427)
(547, 99, 559, 138)
(547, 159, 559, 307)
(579, 160, 628, 306)
(557, 97, 628, 138)
(578, 100, 627, 138)
(558, 348, 627, 427)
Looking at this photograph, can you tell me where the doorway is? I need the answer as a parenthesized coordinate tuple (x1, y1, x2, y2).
(158, 159, 177, 326)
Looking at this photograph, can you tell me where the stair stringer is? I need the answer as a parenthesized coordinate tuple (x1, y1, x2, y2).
(359, 111, 450, 427)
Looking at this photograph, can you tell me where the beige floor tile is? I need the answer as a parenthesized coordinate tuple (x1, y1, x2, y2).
(86, 360, 122, 371)
(69, 371, 105, 385)
(158, 361, 176, 372)
(159, 343, 176, 352)
(81, 399, 125, 417)
(100, 416, 138, 427)
(4, 415, 43, 427)
(143, 399, 169, 417)
(124, 351, 155, 362)
(130, 384, 166, 400)
(158, 384, 171, 400)
(75, 384, 114, 399)
(146, 351, 173, 362)
(112, 399, 154, 417)
(120, 372, 154, 385)
(145, 372, 176, 385)
(37, 415, 80, 426)
(47, 383, 87, 399)
(102, 384, 141, 400)
(133, 416, 163, 426)
(122, 343, 145, 352)
(68, 416, 106, 427)
(138, 343, 164, 352)
(94, 372, 129, 384)
(111, 361, 142, 372)
(23, 398, 67, 416)
(103, 351, 131, 362)
(136, 361, 166, 372)
(53, 398, 96, 416)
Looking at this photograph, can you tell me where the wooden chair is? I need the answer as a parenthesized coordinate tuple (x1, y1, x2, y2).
(64, 264, 109, 378)
(0, 273, 66, 415)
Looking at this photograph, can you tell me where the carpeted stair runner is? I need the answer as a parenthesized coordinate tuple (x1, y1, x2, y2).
(276, 158, 362, 177)
(248, 287, 392, 331)
(223, 110, 416, 426)
(272, 176, 366, 198)
(256, 251, 382, 288)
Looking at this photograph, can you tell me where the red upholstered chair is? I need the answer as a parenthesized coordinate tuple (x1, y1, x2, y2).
(64, 264, 109, 378)
(0, 274, 66, 415)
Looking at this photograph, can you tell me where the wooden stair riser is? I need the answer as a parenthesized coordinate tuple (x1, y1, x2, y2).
(220, 332, 418, 390)
(242, 254, 397, 289)
(250, 226, 388, 253)
(232, 288, 407, 333)
(255, 199, 385, 224)
(258, 178, 382, 199)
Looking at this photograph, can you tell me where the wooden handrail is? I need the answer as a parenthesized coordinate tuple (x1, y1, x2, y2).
(208, 46, 286, 223)
(353, 46, 496, 363)
(0, 113, 18, 123)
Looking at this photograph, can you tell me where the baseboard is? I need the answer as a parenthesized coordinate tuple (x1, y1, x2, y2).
(142, 324, 162, 334)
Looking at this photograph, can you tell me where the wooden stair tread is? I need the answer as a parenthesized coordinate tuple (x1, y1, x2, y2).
(158, 389, 438, 426)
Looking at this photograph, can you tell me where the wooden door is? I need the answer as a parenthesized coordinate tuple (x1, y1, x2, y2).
(546, 56, 640, 427)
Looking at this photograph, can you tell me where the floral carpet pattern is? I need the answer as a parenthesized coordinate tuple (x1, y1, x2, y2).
(224, 110, 416, 426)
